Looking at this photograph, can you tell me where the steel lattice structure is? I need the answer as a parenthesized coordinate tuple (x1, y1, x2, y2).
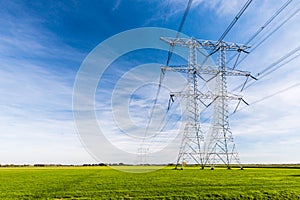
(161, 37, 252, 169)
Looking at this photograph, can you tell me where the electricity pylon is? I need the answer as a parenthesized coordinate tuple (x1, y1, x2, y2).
(161, 38, 205, 169)
(161, 37, 253, 169)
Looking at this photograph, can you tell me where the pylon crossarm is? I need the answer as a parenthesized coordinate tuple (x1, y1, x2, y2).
(162, 65, 218, 75)
(170, 91, 215, 99)
(225, 93, 243, 101)
(170, 90, 243, 101)
(162, 65, 256, 79)
(160, 37, 250, 51)
(161, 66, 190, 74)
(160, 37, 199, 48)
(223, 69, 251, 76)
(198, 40, 250, 51)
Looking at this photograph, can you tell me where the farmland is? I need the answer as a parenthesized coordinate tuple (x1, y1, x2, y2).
(0, 166, 300, 199)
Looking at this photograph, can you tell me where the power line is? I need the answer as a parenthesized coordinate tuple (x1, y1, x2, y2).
(216, 1, 299, 116)
(229, 45, 300, 114)
(236, 5, 300, 66)
(166, 0, 193, 66)
(140, 0, 194, 158)
(139, 0, 194, 161)
(233, 45, 300, 92)
(257, 47, 300, 76)
(232, 82, 300, 115)
(245, 53, 300, 90)
(228, 46, 300, 118)
(142, 72, 165, 141)
(227, 0, 293, 64)
(142, 0, 193, 146)
(200, 0, 253, 65)
(176, 0, 193, 37)
(218, 0, 252, 42)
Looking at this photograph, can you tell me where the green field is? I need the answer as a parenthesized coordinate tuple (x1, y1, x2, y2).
(1, 166, 300, 199)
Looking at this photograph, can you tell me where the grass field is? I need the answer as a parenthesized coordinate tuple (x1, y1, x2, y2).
(1, 166, 300, 199)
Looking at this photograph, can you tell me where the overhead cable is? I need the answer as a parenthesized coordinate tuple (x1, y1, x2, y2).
(233, 45, 300, 92)
(166, 0, 193, 66)
(236, 5, 300, 66)
(231, 82, 300, 115)
(200, 0, 253, 65)
(227, 0, 293, 64)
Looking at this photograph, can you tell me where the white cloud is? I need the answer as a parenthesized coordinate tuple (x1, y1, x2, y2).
(112, 0, 122, 11)
(0, 4, 96, 164)
(145, 0, 250, 26)
(1, 0, 299, 165)
(198, 0, 245, 16)
(0, 61, 96, 164)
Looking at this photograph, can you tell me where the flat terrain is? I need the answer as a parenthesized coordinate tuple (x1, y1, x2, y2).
(1, 166, 300, 199)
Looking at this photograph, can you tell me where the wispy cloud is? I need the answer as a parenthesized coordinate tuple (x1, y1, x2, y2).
(112, 0, 122, 11)
(144, 0, 248, 26)
(0, 2, 95, 164)
(1, 0, 299, 165)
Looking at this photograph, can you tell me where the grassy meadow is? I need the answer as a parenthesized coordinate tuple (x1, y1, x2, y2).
(0, 166, 300, 199)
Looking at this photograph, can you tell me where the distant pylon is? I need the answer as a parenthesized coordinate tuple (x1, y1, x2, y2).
(137, 147, 149, 165)
(161, 37, 253, 169)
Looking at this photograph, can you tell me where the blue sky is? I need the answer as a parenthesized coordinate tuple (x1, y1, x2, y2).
(0, 0, 300, 165)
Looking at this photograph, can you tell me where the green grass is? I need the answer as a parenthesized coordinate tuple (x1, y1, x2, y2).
(1, 166, 300, 199)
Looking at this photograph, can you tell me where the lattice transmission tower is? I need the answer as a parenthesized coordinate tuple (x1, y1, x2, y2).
(161, 37, 253, 169)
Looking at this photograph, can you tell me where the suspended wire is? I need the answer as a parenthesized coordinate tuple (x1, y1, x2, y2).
(143, 0, 193, 138)
(162, 0, 171, 26)
(160, 105, 185, 134)
(200, 0, 253, 65)
(148, 0, 296, 138)
(204, 83, 300, 120)
(232, 45, 300, 92)
(137, 73, 166, 163)
(245, 53, 300, 91)
(227, 0, 293, 64)
(222, 47, 300, 117)
(178, 3, 298, 160)
(166, 0, 193, 66)
(145, 79, 189, 142)
(201, 1, 299, 127)
(139, 1, 194, 157)
(142, 71, 165, 142)
(229, 46, 300, 115)
(195, 0, 254, 124)
(205, 1, 298, 117)
(165, 0, 253, 116)
(218, 0, 253, 43)
(226, 1, 300, 117)
(176, 0, 193, 37)
(146, 97, 185, 151)
(152, 97, 177, 136)
(258, 47, 300, 76)
(153, 82, 189, 135)
(138, 0, 299, 163)
(231, 82, 300, 115)
(236, 5, 300, 66)
(204, 46, 300, 121)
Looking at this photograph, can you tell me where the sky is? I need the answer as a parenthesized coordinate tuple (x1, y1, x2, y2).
(0, 0, 300, 165)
